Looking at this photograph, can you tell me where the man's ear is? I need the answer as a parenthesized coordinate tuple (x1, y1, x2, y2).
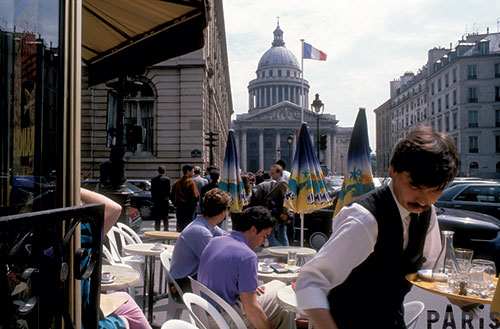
(250, 226, 258, 235)
(390, 165, 396, 179)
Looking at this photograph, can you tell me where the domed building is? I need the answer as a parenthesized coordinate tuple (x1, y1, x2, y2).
(233, 24, 343, 174)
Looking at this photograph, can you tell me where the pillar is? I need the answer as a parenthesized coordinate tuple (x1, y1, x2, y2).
(259, 129, 264, 170)
(241, 128, 247, 172)
(275, 131, 281, 160)
(326, 133, 332, 173)
(264, 87, 267, 107)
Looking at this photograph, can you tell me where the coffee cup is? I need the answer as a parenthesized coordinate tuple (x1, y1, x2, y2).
(102, 271, 112, 281)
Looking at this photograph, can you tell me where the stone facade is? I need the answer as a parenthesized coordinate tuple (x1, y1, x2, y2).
(81, 0, 232, 181)
(375, 31, 500, 178)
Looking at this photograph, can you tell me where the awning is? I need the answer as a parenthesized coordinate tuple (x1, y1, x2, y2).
(83, 0, 208, 86)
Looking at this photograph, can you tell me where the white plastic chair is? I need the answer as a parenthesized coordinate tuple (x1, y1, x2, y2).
(106, 226, 145, 277)
(183, 293, 229, 329)
(189, 277, 247, 329)
(101, 245, 138, 297)
(159, 250, 188, 320)
(404, 301, 425, 329)
(161, 319, 200, 329)
(116, 222, 143, 245)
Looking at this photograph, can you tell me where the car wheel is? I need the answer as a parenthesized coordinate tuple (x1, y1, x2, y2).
(139, 204, 152, 220)
(309, 232, 328, 251)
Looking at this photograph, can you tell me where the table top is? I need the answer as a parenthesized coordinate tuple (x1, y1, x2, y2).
(144, 231, 181, 240)
(277, 285, 299, 314)
(266, 246, 317, 258)
(101, 265, 140, 291)
(257, 263, 300, 283)
(122, 243, 174, 256)
(406, 272, 496, 304)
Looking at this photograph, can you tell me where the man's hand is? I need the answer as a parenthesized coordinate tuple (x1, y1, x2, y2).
(447, 297, 480, 316)
(256, 286, 266, 296)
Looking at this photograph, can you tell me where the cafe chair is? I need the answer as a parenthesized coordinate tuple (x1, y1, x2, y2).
(189, 277, 247, 329)
(101, 245, 139, 297)
(183, 293, 229, 329)
(161, 319, 200, 329)
(404, 300, 425, 329)
(106, 227, 145, 275)
(159, 250, 188, 320)
(116, 222, 143, 245)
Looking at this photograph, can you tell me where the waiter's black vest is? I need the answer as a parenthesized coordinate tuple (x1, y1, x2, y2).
(327, 186, 431, 329)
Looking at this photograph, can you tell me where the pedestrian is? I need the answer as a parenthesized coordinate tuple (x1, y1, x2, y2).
(192, 165, 208, 214)
(295, 126, 460, 329)
(170, 165, 199, 232)
(265, 164, 290, 246)
(249, 172, 273, 207)
(200, 169, 220, 201)
(197, 206, 294, 329)
(275, 159, 290, 182)
(151, 165, 171, 231)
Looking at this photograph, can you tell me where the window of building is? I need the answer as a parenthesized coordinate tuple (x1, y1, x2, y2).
(438, 78, 442, 92)
(431, 82, 435, 95)
(454, 136, 458, 147)
(453, 112, 458, 129)
(496, 110, 500, 127)
(438, 98, 442, 112)
(496, 64, 500, 78)
(445, 94, 449, 109)
(496, 135, 500, 153)
(445, 115, 450, 131)
(469, 110, 478, 128)
(431, 102, 435, 115)
(269, 70, 273, 77)
(497, 162, 500, 174)
(468, 87, 478, 103)
(453, 68, 457, 83)
(468, 64, 477, 80)
(445, 73, 449, 87)
(469, 136, 479, 153)
(438, 117, 442, 132)
(453, 90, 457, 106)
(287, 70, 290, 77)
(278, 70, 282, 77)
(496, 86, 500, 102)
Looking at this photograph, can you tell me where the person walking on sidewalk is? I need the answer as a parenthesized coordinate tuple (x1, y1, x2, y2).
(151, 165, 171, 231)
(171, 165, 199, 232)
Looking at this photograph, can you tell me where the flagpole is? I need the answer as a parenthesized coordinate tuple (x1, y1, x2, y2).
(300, 39, 305, 124)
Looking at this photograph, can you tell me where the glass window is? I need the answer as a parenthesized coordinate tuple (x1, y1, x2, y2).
(431, 82, 435, 95)
(495, 63, 500, 78)
(0, 0, 62, 216)
(456, 186, 496, 203)
(469, 136, 478, 153)
(469, 111, 478, 128)
(445, 94, 449, 109)
(453, 68, 457, 83)
(468, 87, 478, 103)
(438, 78, 442, 91)
(496, 135, 500, 153)
(438, 117, 442, 132)
(453, 112, 458, 130)
(431, 102, 435, 115)
(445, 73, 449, 87)
(468, 64, 477, 79)
(438, 98, 441, 112)
(496, 86, 500, 102)
(445, 115, 450, 131)
(496, 110, 500, 127)
(278, 70, 282, 77)
(453, 90, 457, 105)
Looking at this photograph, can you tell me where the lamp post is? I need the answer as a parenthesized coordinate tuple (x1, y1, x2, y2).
(287, 133, 293, 164)
(340, 154, 344, 175)
(311, 93, 324, 161)
(277, 147, 281, 160)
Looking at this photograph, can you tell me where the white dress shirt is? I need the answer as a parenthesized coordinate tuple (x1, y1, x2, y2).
(295, 181, 442, 311)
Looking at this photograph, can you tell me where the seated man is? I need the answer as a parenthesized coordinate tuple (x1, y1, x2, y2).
(197, 206, 294, 329)
(170, 188, 231, 293)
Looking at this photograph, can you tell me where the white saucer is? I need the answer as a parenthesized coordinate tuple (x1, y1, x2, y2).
(102, 275, 116, 284)
(418, 269, 433, 281)
(258, 267, 274, 273)
(151, 246, 165, 251)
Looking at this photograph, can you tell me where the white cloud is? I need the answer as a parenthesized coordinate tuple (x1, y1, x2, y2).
(223, 0, 500, 151)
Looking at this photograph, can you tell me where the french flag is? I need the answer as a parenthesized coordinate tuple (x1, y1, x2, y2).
(303, 42, 327, 61)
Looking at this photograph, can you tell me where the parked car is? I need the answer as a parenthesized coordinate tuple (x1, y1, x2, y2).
(446, 178, 499, 189)
(127, 179, 152, 192)
(81, 179, 154, 221)
(435, 183, 500, 220)
(128, 206, 143, 232)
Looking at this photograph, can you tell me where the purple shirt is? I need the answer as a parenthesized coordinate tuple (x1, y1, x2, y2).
(197, 231, 258, 306)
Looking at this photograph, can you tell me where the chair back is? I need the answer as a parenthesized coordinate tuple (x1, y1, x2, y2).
(161, 319, 199, 329)
(116, 222, 143, 244)
(183, 293, 229, 329)
(189, 277, 247, 329)
(404, 301, 425, 329)
(159, 250, 190, 321)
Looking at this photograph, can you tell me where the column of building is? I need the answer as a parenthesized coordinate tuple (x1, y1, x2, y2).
(275, 131, 281, 160)
(258, 129, 264, 170)
(241, 128, 247, 172)
(326, 132, 332, 173)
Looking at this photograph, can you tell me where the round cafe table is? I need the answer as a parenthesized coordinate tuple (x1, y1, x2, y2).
(144, 231, 181, 245)
(101, 264, 140, 292)
(122, 243, 174, 323)
(277, 285, 312, 329)
(266, 246, 317, 265)
(257, 263, 300, 284)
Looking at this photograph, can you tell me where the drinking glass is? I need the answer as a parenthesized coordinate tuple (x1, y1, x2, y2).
(287, 250, 297, 267)
(471, 259, 497, 296)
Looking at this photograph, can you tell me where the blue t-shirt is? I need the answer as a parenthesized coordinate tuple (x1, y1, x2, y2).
(197, 231, 258, 306)
(170, 215, 227, 279)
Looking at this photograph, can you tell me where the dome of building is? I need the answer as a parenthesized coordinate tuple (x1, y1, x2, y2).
(257, 25, 300, 70)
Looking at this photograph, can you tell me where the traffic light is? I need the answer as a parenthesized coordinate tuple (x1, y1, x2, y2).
(126, 125, 145, 147)
(320, 134, 327, 150)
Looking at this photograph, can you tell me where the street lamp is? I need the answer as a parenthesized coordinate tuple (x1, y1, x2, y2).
(311, 93, 324, 161)
(287, 133, 293, 164)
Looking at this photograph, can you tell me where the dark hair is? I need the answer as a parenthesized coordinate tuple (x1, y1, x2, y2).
(390, 125, 459, 190)
(271, 164, 283, 174)
(194, 166, 202, 175)
(262, 172, 271, 180)
(182, 165, 193, 175)
(234, 206, 276, 233)
(241, 175, 251, 194)
(276, 159, 286, 170)
(158, 165, 166, 175)
(209, 169, 220, 181)
(201, 188, 231, 217)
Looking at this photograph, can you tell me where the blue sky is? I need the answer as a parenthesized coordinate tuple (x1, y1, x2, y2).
(223, 0, 500, 151)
